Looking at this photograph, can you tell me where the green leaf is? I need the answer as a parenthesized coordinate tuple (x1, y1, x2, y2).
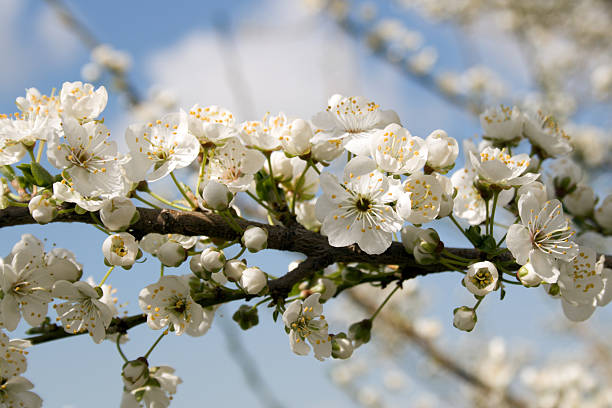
(0, 165, 15, 180)
(30, 162, 55, 187)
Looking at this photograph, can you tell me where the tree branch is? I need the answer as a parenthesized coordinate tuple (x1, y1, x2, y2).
(4, 204, 608, 345)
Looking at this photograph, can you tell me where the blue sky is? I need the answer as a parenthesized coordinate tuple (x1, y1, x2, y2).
(0, 0, 609, 407)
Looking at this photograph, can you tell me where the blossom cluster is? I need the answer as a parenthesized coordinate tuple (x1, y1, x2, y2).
(0, 82, 611, 406)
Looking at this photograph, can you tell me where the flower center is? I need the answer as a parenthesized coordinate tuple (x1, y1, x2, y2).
(355, 196, 371, 212)
(111, 236, 127, 257)
(470, 268, 493, 289)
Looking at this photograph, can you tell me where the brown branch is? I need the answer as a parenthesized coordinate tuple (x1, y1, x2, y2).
(348, 290, 528, 408)
(4, 204, 608, 345)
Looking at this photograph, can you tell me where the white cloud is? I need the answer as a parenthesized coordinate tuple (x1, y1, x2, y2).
(145, 0, 361, 121)
(35, 5, 80, 62)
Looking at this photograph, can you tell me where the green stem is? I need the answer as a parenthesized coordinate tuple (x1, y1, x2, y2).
(27, 148, 36, 162)
(147, 190, 191, 211)
(497, 233, 508, 248)
(35, 141, 46, 163)
(220, 211, 243, 234)
(160, 264, 164, 278)
(56, 208, 75, 215)
(489, 192, 499, 237)
(231, 246, 247, 260)
(90, 212, 110, 235)
(7, 201, 28, 208)
(196, 148, 208, 195)
(116, 334, 128, 363)
(440, 259, 467, 274)
(143, 330, 167, 359)
(245, 190, 276, 214)
(473, 297, 484, 311)
(132, 193, 162, 210)
(484, 199, 490, 236)
(291, 162, 311, 214)
(442, 249, 472, 264)
(371, 285, 401, 321)
(99, 266, 115, 286)
(170, 171, 197, 209)
(308, 160, 321, 174)
(251, 296, 272, 310)
(266, 154, 283, 205)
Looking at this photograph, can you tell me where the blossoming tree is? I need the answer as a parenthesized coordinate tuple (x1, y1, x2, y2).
(1, 0, 612, 406)
(0, 80, 610, 407)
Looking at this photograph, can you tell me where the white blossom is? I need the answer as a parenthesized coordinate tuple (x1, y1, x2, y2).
(52, 280, 114, 343)
(507, 193, 578, 282)
(187, 104, 237, 145)
(199, 248, 225, 273)
(278, 118, 313, 156)
(523, 110, 572, 158)
(0, 235, 81, 331)
(267, 151, 293, 181)
(139, 233, 197, 267)
(100, 197, 138, 231)
(464, 261, 498, 296)
(557, 246, 605, 321)
(48, 116, 123, 196)
(594, 194, 612, 231)
(203, 137, 265, 193)
(469, 146, 538, 188)
(239, 267, 267, 294)
(425, 129, 458, 170)
(453, 306, 477, 332)
(59, 81, 107, 121)
(397, 172, 442, 224)
(28, 195, 56, 224)
(138, 275, 204, 335)
(371, 123, 427, 174)
(241, 226, 268, 253)
(564, 185, 595, 217)
(282, 293, 331, 360)
(0, 376, 42, 408)
(311, 94, 395, 156)
(480, 105, 523, 142)
(197, 180, 233, 211)
(124, 111, 199, 182)
(103, 233, 139, 267)
(315, 156, 403, 255)
(224, 259, 246, 282)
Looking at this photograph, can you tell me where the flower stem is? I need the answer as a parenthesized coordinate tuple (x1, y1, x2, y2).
(220, 210, 243, 234)
(196, 148, 208, 196)
(231, 246, 247, 260)
(473, 297, 484, 311)
(116, 334, 128, 363)
(99, 266, 115, 286)
(35, 141, 46, 163)
(489, 192, 499, 237)
(170, 171, 197, 209)
(27, 148, 36, 162)
(143, 330, 168, 359)
(147, 190, 191, 211)
(160, 264, 164, 277)
(291, 162, 311, 214)
(371, 285, 400, 321)
(132, 193, 162, 210)
(266, 153, 284, 205)
(90, 212, 110, 235)
(251, 296, 272, 310)
(245, 190, 276, 214)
